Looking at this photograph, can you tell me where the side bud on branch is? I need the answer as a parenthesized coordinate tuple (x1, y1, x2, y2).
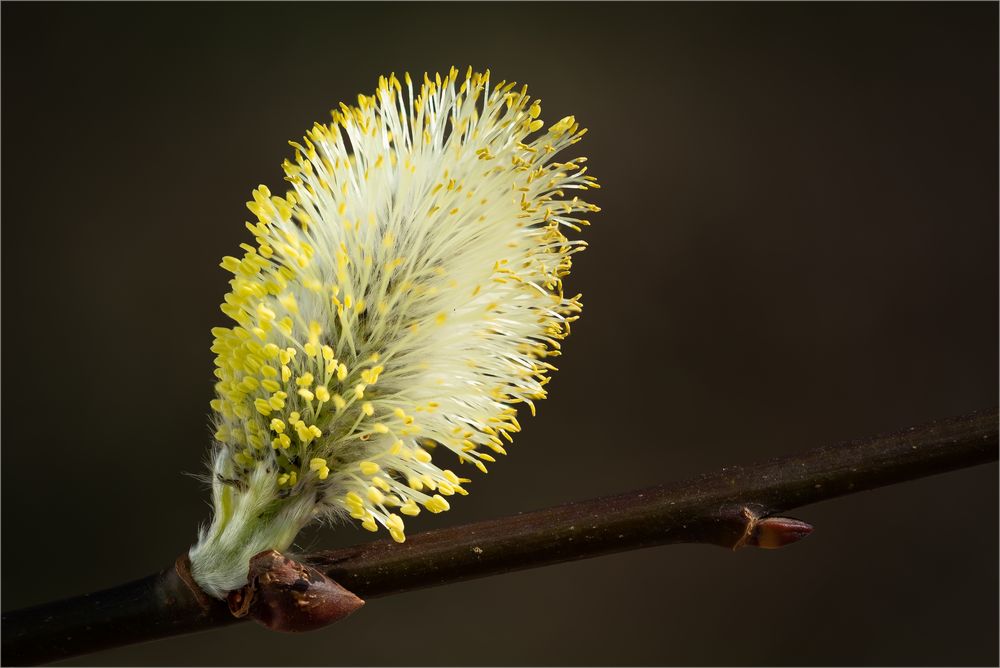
(228, 550, 364, 632)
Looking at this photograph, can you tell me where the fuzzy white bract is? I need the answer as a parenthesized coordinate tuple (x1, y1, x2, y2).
(189, 68, 599, 598)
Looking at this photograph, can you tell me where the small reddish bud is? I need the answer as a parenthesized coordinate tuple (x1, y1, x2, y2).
(748, 516, 814, 549)
(729, 506, 814, 550)
(228, 550, 364, 632)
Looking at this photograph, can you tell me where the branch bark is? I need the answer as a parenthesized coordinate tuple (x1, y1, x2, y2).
(3, 407, 996, 665)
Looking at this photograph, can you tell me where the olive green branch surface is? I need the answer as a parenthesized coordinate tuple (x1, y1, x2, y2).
(3, 407, 997, 666)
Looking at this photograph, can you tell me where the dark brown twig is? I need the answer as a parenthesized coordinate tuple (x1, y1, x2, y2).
(2, 407, 996, 665)
(312, 406, 997, 597)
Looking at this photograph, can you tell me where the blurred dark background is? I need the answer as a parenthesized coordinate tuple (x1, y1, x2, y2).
(2, 2, 997, 665)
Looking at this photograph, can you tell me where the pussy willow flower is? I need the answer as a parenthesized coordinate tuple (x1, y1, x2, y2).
(188, 67, 599, 598)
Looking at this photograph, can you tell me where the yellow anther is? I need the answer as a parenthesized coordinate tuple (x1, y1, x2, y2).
(303, 342, 318, 357)
(261, 365, 278, 378)
(256, 303, 276, 321)
(315, 386, 330, 402)
(367, 486, 385, 505)
(271, 433, 291, 449)
(400, 500, 421, 516)
(359, 461, 380, 475)
(389, 528, 406, 543)
(385, 514, 405, 532)
(487, 442, 508, 455)
(296, 422, 313, 442)
(414, 447, 432, 463)
(263, 343, 280, 359)
(337, 363, 348, 381)
(550, 115, 576, 136)
(261, 379, 281, 393)
(361, 401, 374, 416)
(296, 373, 314, 387)
(322, 345, 335, 362)
(361, 517, 378, 532)
(243, 354, 262, 372)
(354, 384, 366, 399)
(372, 423, 389, 434)
(309, 457, 327, 471)
(281, 365, 291, 382)
(254, 398, 272, 416)
(269, 419, 285, 433)
(332, 394, 346, 410)
(309, 425, 322, 438)
(424, 495, 450, 513)
(297, 388, 315, 401)
(233, 451, 254, 467)
(289, 411, 301, 423)
(220, 256, 241, 273)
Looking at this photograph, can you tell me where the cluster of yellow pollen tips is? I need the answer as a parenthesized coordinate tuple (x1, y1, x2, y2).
(206, 67, 597, 545)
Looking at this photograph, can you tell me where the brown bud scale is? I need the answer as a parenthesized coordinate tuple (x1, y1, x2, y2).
(227, 550, 364, 632)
